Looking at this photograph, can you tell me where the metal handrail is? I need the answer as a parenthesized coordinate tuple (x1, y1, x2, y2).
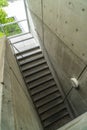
(0, 19, 27, 27)
(0, 19, 29, 37)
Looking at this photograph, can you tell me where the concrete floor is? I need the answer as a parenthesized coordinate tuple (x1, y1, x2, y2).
(9, 33, 39, 54)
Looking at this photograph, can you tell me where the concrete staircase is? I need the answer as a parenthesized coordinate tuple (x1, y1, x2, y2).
(15, 45, 73, 130)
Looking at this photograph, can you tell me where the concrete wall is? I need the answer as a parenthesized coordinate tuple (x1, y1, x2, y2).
(0, 37, 43, 130)
(27, 0, 87, 116)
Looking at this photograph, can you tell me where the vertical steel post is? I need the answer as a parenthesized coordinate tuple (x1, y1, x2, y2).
(23, 0, 30, 33)
(0, 24, 5, 35)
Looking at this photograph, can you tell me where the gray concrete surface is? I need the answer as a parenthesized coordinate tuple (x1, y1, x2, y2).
(27, 0, 87, 116)
(0, 37, 43, 130)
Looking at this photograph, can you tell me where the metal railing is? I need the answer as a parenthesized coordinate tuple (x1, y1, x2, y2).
(0, 19, 29, 37)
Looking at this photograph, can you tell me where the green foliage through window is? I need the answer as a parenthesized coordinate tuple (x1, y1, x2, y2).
(0, 0, 8, 7)
(3, 22, 22, 37)
(0, 9, 22, 37)
(0, 32, 5, 38)
(0, 8, 8, 24)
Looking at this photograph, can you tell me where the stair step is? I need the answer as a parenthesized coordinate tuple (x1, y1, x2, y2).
(38, 98, 63, 114)
(21, 58, 46, 71)
(28, 75, 53, 89)
(43, 109, 69, 127)
(15, 45, 73, 130)
(44, 115, 71, 130)
(19, 53, 44, 66)
(17, 48, 40, 60)
(35, 92, 61, 108)
(25, 69, 50, 83)
(16, 46, 40, 56)
(32, 86, 59, 102)
(23, 63, 48, 77)
(31, 84, 56, 96)
(41, 103, 66, 121)
(30, 80, 56, 95)
(17, 49, 42, 61)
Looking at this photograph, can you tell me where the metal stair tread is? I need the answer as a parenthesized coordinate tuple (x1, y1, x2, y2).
(44, 115, 71, 130)
(30, 80, 56, 95)
(23, 64, 48, 77)
(43, 110, 69, 127)
(17, 49, 39, 60)
(21, 59, 46, 71)
(35, 92, 61, 108)
(40, 103, 66, 121)
(38, 98, 63, 114)
(17, 49, 42, 61)
(19, 53, 44, 66)
(28, 75, 53, 89)
(32, 86, 59, 102)
(25, 69, 51, 83)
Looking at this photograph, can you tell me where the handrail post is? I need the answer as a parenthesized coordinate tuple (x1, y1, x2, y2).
(0, 24, 5, 35)
(23, 0, 30, 33)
